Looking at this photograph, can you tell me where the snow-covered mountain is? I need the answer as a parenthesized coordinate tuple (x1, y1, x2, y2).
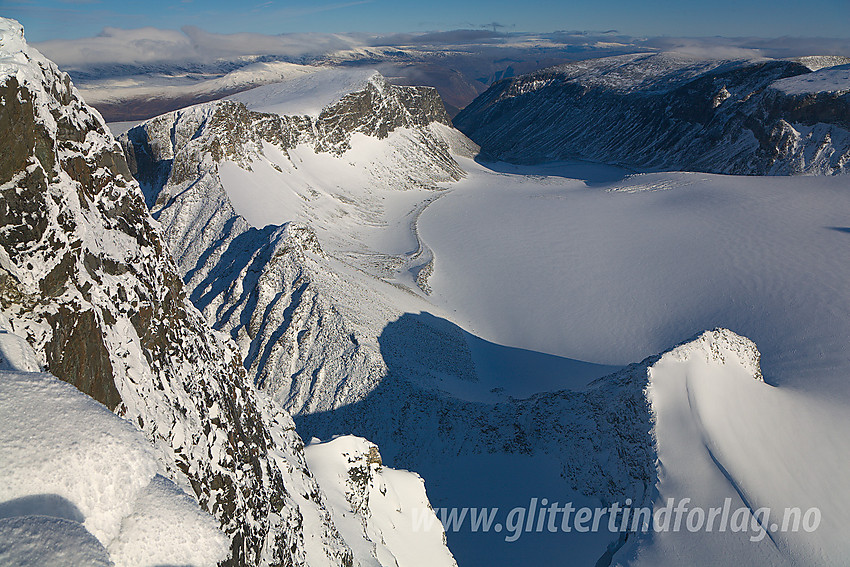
(8, 11, 850, 565)
(79, 60, 320, 123)
(119, 68, 477, 416)
(118, 44, 850, 565)
(455, 52, 850, 174)
(0, 17, 457, 567)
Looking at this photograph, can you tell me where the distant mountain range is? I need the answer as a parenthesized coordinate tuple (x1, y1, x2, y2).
(455, 52, 850, 174)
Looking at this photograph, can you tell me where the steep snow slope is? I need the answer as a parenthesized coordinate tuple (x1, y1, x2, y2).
(123, 69, 472, 275)
(615, 329, 850, 566)
(0, 17, 357, 566)
(455, 53, 850, 174)
(0, 331, 227, 567)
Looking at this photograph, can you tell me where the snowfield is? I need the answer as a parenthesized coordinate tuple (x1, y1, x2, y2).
(772, 63, 850, 94)
(418, 159, 850, 396)
(0, 333, 229, 567)
(411, 159, 850, 564)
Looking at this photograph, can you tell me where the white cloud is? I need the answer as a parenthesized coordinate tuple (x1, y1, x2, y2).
(31, 25, 850, 76)
(33, 25, 366, 69)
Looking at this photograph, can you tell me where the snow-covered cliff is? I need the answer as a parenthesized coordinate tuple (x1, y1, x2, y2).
(0, 17, 357, 566)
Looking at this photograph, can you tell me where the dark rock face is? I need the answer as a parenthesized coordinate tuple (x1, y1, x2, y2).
(313, 79, 452, 153)
(455, 53, 850, 175)
(44, 308, 120, 410)
(1, 20, 352, 566)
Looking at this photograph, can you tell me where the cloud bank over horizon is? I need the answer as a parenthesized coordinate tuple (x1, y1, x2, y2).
(31, 25, 850, 75)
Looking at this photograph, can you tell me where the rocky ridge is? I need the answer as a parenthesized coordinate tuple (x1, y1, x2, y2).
(1, 17, 358, 567)
(454, 52, 850, 175)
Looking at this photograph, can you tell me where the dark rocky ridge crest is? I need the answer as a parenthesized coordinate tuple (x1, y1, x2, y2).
(123, 72, 459, 190)
(454, 53, 850, 175)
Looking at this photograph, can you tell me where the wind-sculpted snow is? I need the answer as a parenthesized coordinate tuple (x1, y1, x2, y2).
(0, 17, 356, 566)
(0, 362, 228, 567)
(455, 53, 850, 174)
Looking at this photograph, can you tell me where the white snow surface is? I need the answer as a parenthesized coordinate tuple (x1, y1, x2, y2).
(228, 67, 379, 116)
(78, 60, 319, 107)
(0, 317, 41, 372)
(0, 366, 229, 567)
(772, 63, 850, 94)
(0, 516, 113, 567)
(305, 436, 457, 567)
(614, 329, 850, 565)
(418, 159, 850, 396)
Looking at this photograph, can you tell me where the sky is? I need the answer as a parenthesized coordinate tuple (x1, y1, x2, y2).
(4, 0, 850, 43)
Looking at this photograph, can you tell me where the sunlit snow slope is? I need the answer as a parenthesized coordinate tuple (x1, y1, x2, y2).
(615, 329, 850, 566)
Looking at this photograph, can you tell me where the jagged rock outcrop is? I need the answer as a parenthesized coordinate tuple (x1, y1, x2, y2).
(304, 436, 458, 567)
(0, 17, 354, 566)
(454, 52, 850, 175)
(305, 435, 457, 567)
(123, 71, 466, 198)
(119, 70, 476, 419)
